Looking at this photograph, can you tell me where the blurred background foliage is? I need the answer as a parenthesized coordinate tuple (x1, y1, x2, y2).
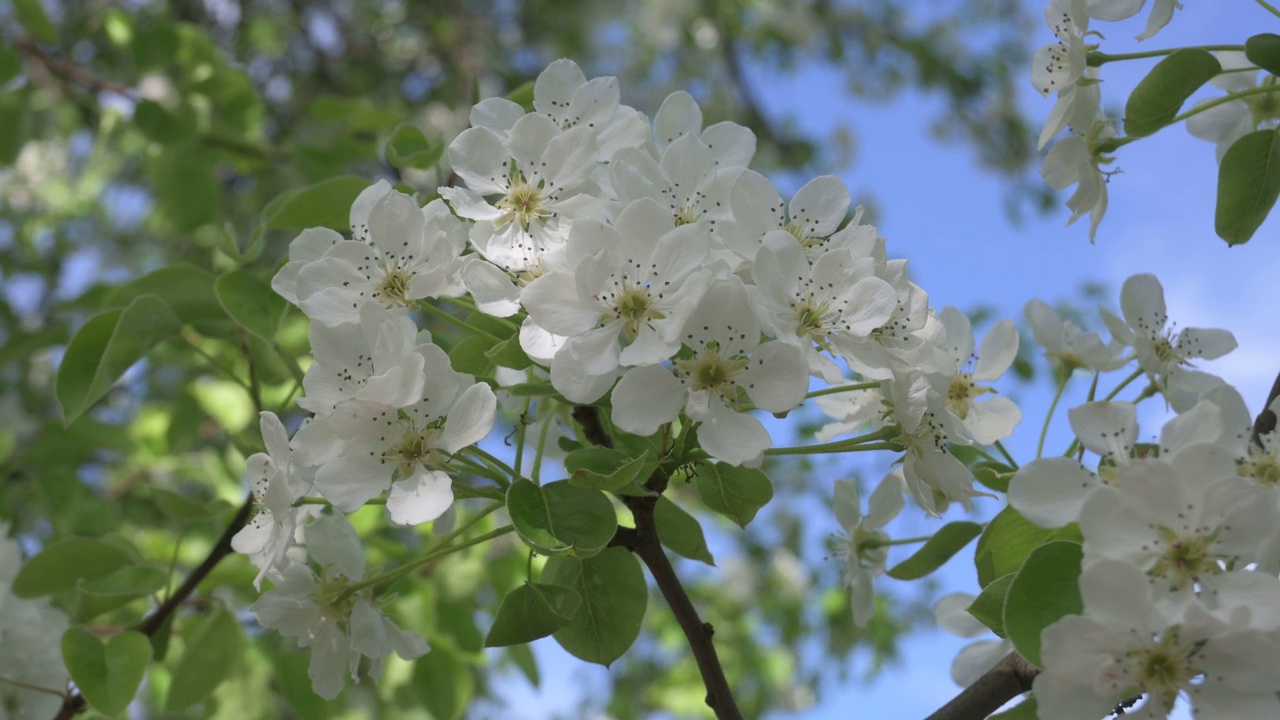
(0, 0, 1043, 717)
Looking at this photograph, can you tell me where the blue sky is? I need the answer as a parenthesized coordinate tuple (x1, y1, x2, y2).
(493, 3, 1280, 718)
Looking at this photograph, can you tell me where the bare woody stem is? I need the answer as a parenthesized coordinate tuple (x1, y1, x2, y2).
(54, 495, 254, 720)
(924, 652, 1038, 720)
(575, 406, 744, 720)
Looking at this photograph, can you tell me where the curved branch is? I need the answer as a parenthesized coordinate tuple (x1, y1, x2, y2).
(54, 495, 254, 720)
(577, 406, 742, 720)
(924, 652, 1038, 720)
(1250, 368, 1280, 448)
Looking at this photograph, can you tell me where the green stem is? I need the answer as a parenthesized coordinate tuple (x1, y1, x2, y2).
(1256, 0, 1280, 19)
(764, 438, 899, 457)
(992, 440, 1019, 470)
(804, 381, 880, 400)
(1037, 372, 1071, 460)
(459, 447, 516, 487)
(338, 502, 507, 597)
(445, 454, 507, 485)
(177, 331, 251, 394)
(0, 674, 69, 698)
(1172, 86, 1280, 126)
(1087, 45, 1243, 66)
(418, 301, 502, 342)
(1102, 368, 1144, 402)
(370, 525, 514, 592)
(532, 400, 555, 484)
(866, 534, 934, 548)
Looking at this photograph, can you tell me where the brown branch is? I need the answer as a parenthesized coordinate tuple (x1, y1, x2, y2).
(576, 406, 742, 720)
(54, 495, 254, 720)
(15, 37, 136, 98)
(1250, 368, 1280, 448)
(924, 652, 1038, 720)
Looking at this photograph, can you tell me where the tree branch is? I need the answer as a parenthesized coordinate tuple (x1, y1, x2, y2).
(576, 406, 742, 720)
(1250, 368, 1280, 448)
(53, 495, 254, 720)
(15, 37, 136, 98)
(924, 651, 1038, 720)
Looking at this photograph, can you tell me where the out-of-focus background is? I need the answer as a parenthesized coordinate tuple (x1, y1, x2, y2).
(1, 1, 1274, 717)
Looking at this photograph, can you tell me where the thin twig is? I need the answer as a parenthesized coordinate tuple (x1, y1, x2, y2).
(15, 37, 136, 98)
(1250, 369, 1280, 448)
(576, 406, 743, 720)
(923, 652, 1038, 720)
(53, 496, 253, 720)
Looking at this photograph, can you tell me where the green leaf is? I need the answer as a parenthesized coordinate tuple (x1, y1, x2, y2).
(974, 506, 1076, 588)
(56, 295, 181, 424)
(973, 461, 1013, 493)
(14, 0, 58, 44)
(103, 266, 227, 328)
(166, 606, 245, 710)
(990, 696, 1038, 720)
(565, 448, 656, 492)
(384, 122, 444, 169)
(152, 144, 222, 231)
(134, 100, 196, 145)
(262, 175, 370, 231)
(484, 582, 582, 647)
(1245, 33, 1280, 76)
(12, 537, 135, 598)
(152, 488, 219, 522)
(1216, 129, 1280, 245)
(0, 47, 21, 86)
(542, 548, 647, 666)
(505, 80, 536, 112)
(484, 334, 533, 370)
(507, 479, 617, 556)
(653, 497, 715, 566)
(1004, 540, 1084, 668)
(693, 462, 773, 527)
(61, 627, 152, 716)
(412, 642, 472, 720)
(448, 335, 497, 379)
(886, 521, 982, 580)
(215, 270, 287, 342)
(76, 564, 167, 621)
(967, 572, 1015, 638)
(1123, 48, 1221, 137)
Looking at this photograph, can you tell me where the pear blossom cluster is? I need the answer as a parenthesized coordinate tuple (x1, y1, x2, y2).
(233, 174, 498, 696)
(1032, 0, 1190, 240)
(986, 275, 1280, 718)
(240, 55, 1280, 713)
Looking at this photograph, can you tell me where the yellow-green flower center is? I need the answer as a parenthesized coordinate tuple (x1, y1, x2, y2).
(1151, 527, 1220, 591)
(386, 425, 445, 479)
(1125, 631, 1199, 708)
(676, 349, 748, 403)
(497, 180, 547, 229)
(377, 265, 413, 307)
(945, 374, 991, 419)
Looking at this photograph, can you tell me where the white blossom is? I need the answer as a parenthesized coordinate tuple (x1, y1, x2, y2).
(610, 277, 808, 466)
(1034, 560, 1280, 720)
(307, 344, 496, 522)
(232, 412, 321, 588)
(1024, 298, 1127, 372)
(1086, 0, 1182, 40)
(296, 302, 429, 415)
(831, 470, 905, 627)
(935, 307, 1021, 445)
(292, 194, 467, 326)
(934, 592, 1014, 687)
(1100, 273, 1236, 411)
(0, 524, 70, 720)
(252, 514, 428, 700)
